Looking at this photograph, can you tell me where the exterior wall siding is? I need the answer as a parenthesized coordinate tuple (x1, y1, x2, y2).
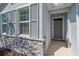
(42, 4, 51, 50)
(76, 3, 79, 55)
(68, 4, 77, 55)
(39, 4, 43, 39)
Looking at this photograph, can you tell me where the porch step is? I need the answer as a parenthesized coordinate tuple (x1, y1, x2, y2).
(46, 40, 73, 56)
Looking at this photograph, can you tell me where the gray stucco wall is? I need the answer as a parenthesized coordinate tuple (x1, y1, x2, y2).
(68, 4, 77, 55)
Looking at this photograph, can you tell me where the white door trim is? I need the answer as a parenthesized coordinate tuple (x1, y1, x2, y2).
(52, 16, 64, 40)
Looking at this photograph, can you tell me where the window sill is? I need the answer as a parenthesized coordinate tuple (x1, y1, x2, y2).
(18, 34, 44, 42)
(19, 34, 30, 38)
(19, 21, 29, 23)
(1, 33, 44, 42)
(2, 33, 7, 35)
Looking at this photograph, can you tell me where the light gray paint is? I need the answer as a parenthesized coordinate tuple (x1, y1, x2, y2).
(46, 3, 72, 11)
(30, 22, 38, 38)
(39, 4, 43, 39)
(42, 4, 51, 49)
(68, 4, 77, 55)
(30, 4, 38, 21)
(30, 4, 38, 38)
(51, 13, 67, 40)
(50, 7, 70, 14)
(14, 10, 20, 36)
(76, 3, 79, 55)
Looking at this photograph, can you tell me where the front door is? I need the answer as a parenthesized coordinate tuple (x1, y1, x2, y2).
(54, 18, 63, 39)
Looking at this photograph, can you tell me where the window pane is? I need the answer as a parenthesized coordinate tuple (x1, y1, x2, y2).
(19, 7, 29, 21)
(20, 23, 23, 34)
(24, 23, 29, 34)
(20, 15, 27, 21)
(7, 12, 11, 22)
(30, 21, 38, 38)
(2, 13, 8, 23)
(11, 11, 16, 23)
(2, 24, 7, 33)
(20, 23, 29, 34)
(7, 23, 15, 35)
(31, 4, 38, 21)
(0, 15, 1, 34)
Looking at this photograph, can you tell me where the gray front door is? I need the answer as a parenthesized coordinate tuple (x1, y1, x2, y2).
(54, 18, 63, 39)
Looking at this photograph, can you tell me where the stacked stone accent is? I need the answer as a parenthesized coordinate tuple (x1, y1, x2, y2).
(0, 35, 45, 56)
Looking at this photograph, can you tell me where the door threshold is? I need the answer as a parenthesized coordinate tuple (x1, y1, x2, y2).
(52, 38, 65, 42)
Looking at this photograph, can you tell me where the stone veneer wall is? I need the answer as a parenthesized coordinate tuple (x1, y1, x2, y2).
(0, 35, 45, 56)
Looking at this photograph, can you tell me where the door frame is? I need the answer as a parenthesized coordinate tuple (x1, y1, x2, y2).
(52, 16, 64, 40)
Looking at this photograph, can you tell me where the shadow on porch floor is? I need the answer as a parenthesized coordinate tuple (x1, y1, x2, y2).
(46, 40, 73, 56)
(0, 48, 27, 56)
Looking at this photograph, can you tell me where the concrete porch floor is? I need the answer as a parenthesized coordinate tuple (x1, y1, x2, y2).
(46, 40, 73, 56)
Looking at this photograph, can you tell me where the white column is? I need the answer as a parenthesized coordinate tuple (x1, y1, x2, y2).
(15, 10, 20, 36)
(0, 15, 2, 34)
(76, 3, 79, 55)
(39, 3, 43, 39)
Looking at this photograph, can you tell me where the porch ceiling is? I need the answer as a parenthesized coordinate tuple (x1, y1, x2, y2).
(46, 3, 72, 11)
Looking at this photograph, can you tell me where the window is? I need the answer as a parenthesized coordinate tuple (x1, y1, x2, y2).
(2, 24, 7, 33)
(2, 13, 8, 34)
(2, 12, 15, 35)
(2, 13, 8, 23)
(20, 23, 29, 34)
(19, 7, 29, 21)
(19, 7, 29, 35)
(1, 4, 39, 38)
(30, 4, 38, 38)
(7, 11, 16, 35)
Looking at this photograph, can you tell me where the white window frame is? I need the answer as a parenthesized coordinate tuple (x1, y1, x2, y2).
(9, 11, 16, 35)
(2, 13, 8, 34)
(30, 4, 39, 38)
(2, 11, 16, 36)
(19, 4, 39, 38)
(19, 6, 30, 37)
